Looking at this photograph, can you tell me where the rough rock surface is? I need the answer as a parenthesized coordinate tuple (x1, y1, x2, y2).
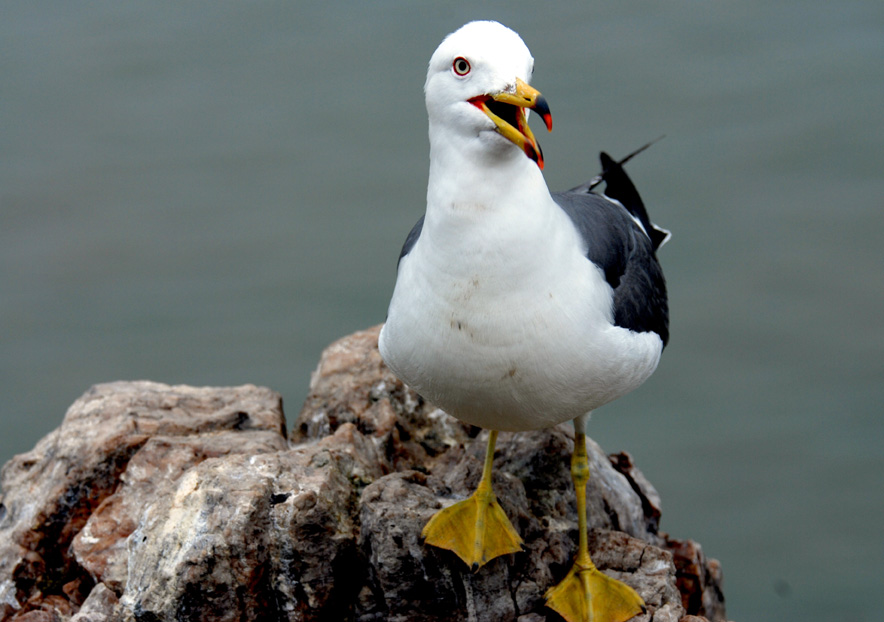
(0, 326, 729, 622)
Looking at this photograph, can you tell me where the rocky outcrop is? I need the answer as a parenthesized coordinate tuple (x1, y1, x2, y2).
(0, 326, 728, 621)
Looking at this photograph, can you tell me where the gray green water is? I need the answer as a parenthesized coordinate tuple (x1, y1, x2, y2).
(2, 2, 882, 620)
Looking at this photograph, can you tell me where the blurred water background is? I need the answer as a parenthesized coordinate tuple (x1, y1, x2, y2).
(2, 2, 883, 620)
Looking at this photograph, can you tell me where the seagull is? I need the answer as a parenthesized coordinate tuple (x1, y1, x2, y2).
(378, 20, 669, 622)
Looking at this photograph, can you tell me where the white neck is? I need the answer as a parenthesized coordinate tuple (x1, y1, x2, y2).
(426, 122, 549, 213)
(415, 122, 569, 288)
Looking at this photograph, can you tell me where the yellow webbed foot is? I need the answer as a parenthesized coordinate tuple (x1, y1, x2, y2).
(545, 559, 645, 622)
(422, 482, 523, 569)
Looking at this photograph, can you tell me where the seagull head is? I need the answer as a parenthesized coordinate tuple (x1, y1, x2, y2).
(425, 21, 553, 170)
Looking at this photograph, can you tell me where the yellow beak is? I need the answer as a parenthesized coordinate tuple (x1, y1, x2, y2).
(470, 78, 553, 169)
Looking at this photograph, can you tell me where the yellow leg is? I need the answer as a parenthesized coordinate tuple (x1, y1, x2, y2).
(545, 427, 646, 622)
(422, 430, 523, 569)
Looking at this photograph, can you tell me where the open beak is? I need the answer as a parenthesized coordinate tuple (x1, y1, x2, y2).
(470, 78, 553, 169)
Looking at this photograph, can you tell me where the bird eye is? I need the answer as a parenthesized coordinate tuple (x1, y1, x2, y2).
(452, 57, 471, 76)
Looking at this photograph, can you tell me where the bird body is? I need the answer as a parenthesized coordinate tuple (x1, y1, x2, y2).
(379, 158, 664, 430)
(379, 21, 666, 430)
(377, 20, 668, 622)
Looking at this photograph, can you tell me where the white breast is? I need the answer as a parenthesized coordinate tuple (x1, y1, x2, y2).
(378, 199, 663, 432)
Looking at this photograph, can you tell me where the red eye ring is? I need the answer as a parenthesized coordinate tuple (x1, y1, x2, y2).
(452, 57, 471, 76)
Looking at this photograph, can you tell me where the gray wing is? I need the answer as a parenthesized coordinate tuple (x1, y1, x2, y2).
(553, 171, 669, 346)
(396, 215, 423, 266)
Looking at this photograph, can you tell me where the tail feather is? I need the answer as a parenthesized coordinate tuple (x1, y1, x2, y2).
(571, 137, 671, 251)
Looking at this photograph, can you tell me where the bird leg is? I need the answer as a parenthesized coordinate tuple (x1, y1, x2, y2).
(545, 427, 646, 622)
(422, 429, 523, 569)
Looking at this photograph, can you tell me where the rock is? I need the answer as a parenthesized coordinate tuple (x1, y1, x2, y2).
(120, 433, 367, 621)
(73, 430, 288, 593)
(0, 327, 730, 621)
(0, 382, 287, 620)
(69, 584, 120, 622)
(666, 538, 727, 622)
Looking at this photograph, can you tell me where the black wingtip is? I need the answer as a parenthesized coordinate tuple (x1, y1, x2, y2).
(595, 137, 668, 252)
(590, 135, 665, 191)
(614, 135, 665, 167)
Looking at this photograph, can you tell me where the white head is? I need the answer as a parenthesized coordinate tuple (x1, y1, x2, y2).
(424, 21, 552, 170)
